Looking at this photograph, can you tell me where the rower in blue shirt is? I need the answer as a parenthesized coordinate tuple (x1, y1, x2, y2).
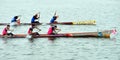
(31, 12, 40, 23)
(11, 15, 21, 25)
(50, 11, 59, 23)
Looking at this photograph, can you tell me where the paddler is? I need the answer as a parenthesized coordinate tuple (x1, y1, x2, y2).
(47, 25, 61, 35)
(2, 25, 14, 37)
(31, 12, 40, 23)
(28, 24, 41, 36)
(11, 15, 21, 25)
(50, 11, 59, 23)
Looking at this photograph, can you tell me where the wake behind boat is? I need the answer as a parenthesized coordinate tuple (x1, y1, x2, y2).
(0, 20, 96, 25)
(0, 30, 115, 38)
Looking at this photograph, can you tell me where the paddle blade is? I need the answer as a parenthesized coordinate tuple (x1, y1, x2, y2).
(110, 29, 117, 39)
(111, 29, 117, 35)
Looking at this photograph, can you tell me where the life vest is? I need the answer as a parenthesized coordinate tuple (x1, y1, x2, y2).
(11, 17, 17, 23)
(28, 27, 33, 34)
(2, 27, 7, 35)
(50, 16, 57, 23)
(31, 16, 38, 23)
(47, 27, 53, 35)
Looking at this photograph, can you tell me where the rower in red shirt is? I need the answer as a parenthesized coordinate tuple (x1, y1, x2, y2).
(2, 25, 14, 37)
(47, 25, 61, 35)
(28, 24, 41, 36)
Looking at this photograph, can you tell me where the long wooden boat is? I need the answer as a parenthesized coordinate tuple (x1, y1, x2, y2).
(0, 20, 96, 25)
(0, 30, 114, 38)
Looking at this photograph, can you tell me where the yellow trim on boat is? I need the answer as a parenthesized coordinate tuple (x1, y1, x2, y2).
(72, 20, 96, 25)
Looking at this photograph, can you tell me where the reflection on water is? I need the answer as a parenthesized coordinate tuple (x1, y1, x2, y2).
(27, 36, 57, 43)
(0, 37, 119, 60)
(1, 38, 8, 44)
(28, 38, 34, 43)
(48, 37, 56, 40)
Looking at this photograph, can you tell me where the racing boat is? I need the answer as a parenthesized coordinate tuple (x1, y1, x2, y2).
(0, 30, 115, 38)
(0, 20, 96, 25)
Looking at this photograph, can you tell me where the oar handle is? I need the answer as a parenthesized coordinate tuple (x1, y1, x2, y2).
(37, 12, 40, 21)
(54, 11, 57, 16)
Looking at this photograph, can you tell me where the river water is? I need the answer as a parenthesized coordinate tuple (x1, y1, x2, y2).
(0, 0, 120, 60)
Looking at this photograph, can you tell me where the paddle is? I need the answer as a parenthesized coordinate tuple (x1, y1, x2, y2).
(54, 29, 61, 34)
(54, 11, 57, 16)
(35, 27, 41, 32)
(37, 12, 40, 22)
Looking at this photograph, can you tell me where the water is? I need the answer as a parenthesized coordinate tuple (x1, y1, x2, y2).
(0, 0, 120, 60)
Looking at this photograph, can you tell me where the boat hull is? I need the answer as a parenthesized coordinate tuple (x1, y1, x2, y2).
(0, 31, 111, 38)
